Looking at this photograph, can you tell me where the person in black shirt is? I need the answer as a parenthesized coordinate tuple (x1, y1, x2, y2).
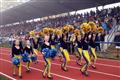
(12, 39, 23, 78)
(100, 32, 105, 52)
(60, 34, 70, 71)
(95, 33, 101, 51)
(41, 34, 53, 79)
(75, 35, 83, 66)
(12, 40, 23, 54)
(80, 33, 91, 76)
(49, 33, 57, 49)
(33, 38, 39, 50)
(89, 33, 97, 69)
(23, 40, 33, 72)
(56, 33, 64, 62)
(32, 37, 39, 63)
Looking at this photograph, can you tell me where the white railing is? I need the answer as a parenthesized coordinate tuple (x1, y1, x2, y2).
(104, 24, 120, 50)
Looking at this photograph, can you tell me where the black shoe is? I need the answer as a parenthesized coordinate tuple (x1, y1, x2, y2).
(77, 62, 82, 66)
(13, 73, 16, 76)
(64, 69, 68, 72)
(42, 72, 46, 78)
(26, 69, 31, 73)
(80, 69, 84, 74)
(61, 63, 64, 69)
(16, 65, 19, 68)
(91, 65, 96, 69)
(84, 71, 89, 76)
(47, 75, 53, 79)
(61, 63, 68, 71)
(61, 67, 68, 72)
(80, 69, 86, 74)
(19, 75, 22, 79)
(61, 66, 64, 70)
(61, 65, 64, 70)
(81, 70, 89, 77)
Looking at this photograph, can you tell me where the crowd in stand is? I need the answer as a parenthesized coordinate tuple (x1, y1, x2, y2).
(0, 23, 34, 37)
(0, 6, 120, 37)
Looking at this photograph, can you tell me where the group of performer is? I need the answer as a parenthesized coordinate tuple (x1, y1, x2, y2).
(11, 21, 104, 79)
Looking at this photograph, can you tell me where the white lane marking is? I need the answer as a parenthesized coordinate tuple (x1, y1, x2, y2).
(0, 59, 75, 80)
(1, 53, 120, 78)
(1, 48, 120, 62)
(1, 52, 119, 68)
(0, 72, 16, 80)
(36, 60, 120, 78)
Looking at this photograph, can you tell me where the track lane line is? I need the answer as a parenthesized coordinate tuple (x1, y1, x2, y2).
(1, 48, 120, 62)
(1, 51, 119, 68)
(0, 58, 76, 80)
(1, 53, 120, 78)
(0, 72, 16, 80)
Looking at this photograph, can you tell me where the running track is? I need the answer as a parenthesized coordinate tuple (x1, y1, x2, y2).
(0, 47, 120, 80)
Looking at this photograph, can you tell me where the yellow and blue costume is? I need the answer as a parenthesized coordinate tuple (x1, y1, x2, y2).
(49, 34, 57, 49)
(60, 34, 70, 71)
(41, 42, 52, 79)
(32, 38, 39, 63)
(89, 33, 97, 69)
(12, 46, 22, 78)
(23, 46, 33, 72)
(81, 34, 91, 76)
(76, 35, 83, 66)
(32, 38, 39, 55)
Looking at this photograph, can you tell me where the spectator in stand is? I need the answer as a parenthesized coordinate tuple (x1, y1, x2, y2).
(114, 30, 120, 58)
(0, 6, 119, 37)
(95, 33, 101, 51)
(100, 32, 106, 52)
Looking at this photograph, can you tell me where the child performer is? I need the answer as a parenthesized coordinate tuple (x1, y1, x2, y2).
(89, 33, 97, 69)
(60, 34, 70, 71)
(88, 22, 98, 69)
(12, 39, 23, 78)
(80, 33, 91, 76)
(80, 23, 91, 76)
(41, 34, 53, 79)
(32, 37, 39, 63)
(49, 31, 57, 49)
(76, 34, 83, 66)
(73, 29, 83, 66)
(23, 40, 33, 72)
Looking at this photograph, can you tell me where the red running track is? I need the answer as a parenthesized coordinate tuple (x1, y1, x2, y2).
(0, 47, 120, 80)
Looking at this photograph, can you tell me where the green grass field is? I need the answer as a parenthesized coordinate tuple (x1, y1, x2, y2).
(0, 75, 9, 80)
